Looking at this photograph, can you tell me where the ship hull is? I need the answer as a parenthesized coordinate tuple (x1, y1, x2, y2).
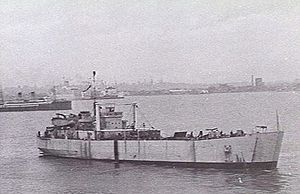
(37, 131, 283, 169)
(0, 101, 72, 112)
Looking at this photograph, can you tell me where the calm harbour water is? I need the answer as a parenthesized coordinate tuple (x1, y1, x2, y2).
(0, 92, 299, 193)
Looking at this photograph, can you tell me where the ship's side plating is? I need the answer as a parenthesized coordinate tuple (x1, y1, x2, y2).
(0, 100, 72, 112)
(37, 130, 283, 169)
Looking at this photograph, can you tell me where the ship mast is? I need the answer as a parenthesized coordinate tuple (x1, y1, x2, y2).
(51, 86, 57, 101)
(0, 84, 4, 105)
(95, 103, 101, 131)
(132, 102, 137, 129)
(93, 71, 97, 117)
(276, 110, 280, 131)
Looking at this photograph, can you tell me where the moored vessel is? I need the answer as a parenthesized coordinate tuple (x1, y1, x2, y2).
(37, 102, 284, 169)
(0, 98, 72, 112)
(0, 89, 72, 112)
(80, 72, 124, 100)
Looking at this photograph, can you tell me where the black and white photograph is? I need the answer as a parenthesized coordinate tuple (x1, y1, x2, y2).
(0, 1, 299, 193)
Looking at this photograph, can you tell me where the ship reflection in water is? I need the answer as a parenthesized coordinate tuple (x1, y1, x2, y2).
(37, 156, 290, 194)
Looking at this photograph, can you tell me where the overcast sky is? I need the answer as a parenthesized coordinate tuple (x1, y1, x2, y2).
(1, 0, 299, 87)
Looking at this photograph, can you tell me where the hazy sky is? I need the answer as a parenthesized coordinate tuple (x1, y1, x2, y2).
(1, 0, 300, 86)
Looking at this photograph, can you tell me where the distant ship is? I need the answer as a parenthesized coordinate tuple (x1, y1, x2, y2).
(81, 86, 124, 100)
(0, 91, 72, 112)
(37, 102, 284, 169)
(98, 86, 124, 99)
(79, 71, 124, 100)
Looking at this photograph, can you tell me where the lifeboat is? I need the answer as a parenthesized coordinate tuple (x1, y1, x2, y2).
(51, 113, 77, 127)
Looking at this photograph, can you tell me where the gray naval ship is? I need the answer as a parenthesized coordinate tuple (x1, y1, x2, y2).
(37, 103, 284, 169)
